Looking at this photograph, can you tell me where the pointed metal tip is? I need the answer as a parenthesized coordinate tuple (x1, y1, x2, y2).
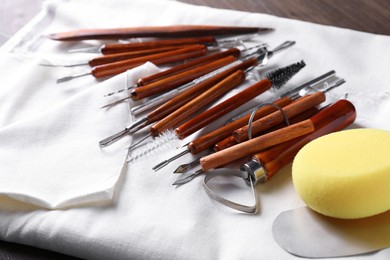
(172, 173, 196, 186)
(99, 128, 129, 147)
(100, 96, 131, 109)
(173, 165, 188, 174)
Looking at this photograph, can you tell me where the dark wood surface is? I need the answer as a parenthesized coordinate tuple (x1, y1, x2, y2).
(1, 0, 389, 259)
(179, 0, 390, 35)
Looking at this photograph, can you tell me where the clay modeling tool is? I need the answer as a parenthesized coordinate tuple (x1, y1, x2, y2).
(68, 35, 255, 54)
(174, 61, 306, 140)
(56, 44, 208, 83)
(152, 61, 306, 171)
(273, 207, 390, 258)
(101, 44, 266, 100)
(172, 83, 347, 185)
(100, 43, 296, 147)
(48, 25, 273, 41)
(99, 57, 258, 147)
(186, 99, 355, 205)
(232, 79, 345, 144)
(126, 41, 293, 114)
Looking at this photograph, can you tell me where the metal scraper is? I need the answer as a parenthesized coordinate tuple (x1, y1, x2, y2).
(272, 206, 390, 258)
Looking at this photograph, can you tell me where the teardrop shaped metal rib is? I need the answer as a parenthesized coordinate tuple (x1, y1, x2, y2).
(203, 168, 258, 213)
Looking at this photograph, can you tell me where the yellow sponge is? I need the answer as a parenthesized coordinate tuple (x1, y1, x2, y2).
(292, 128, 390, 219)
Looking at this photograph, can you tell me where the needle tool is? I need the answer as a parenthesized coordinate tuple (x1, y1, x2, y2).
(56, 44, 208, 83)
(99, 42, 295, 147)
(48, 24, 273, 41)
(152, 60, 306, 171)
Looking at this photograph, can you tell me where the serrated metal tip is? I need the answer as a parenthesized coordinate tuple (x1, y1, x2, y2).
(267, 60, 306, 88)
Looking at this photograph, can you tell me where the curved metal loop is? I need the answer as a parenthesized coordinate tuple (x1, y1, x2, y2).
(247, 102, 290, 140)
(203, 168, 258, 214)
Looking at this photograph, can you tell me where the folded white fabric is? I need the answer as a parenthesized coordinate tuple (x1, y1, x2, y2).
(0, 0, 389, 259)
(0, 60, 159, 208)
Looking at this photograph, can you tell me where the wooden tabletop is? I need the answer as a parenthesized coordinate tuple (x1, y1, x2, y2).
(179, 0, 390, 35)
(1, 0, 389, 259)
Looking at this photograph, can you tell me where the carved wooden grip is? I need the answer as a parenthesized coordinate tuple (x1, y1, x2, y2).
(200, 119, 315, 171)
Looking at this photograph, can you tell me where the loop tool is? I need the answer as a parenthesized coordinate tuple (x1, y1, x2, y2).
(203, 168, 259, 213)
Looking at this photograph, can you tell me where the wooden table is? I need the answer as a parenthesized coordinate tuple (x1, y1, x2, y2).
(0, 0, 389, 259)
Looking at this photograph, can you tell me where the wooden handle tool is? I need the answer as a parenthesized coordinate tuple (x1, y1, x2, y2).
(149, 69, 246, 137)
(188, 97, 293, 154)
(233, 91, 326, 143)
(100, 36, 216, 54)
(214, 103, 321, 151)
(242, 99, 356, 183)
(200, 119, 315, 171)
(130, 55, 237, 100)
(91, 44, 207, 78)
(48, 25, 273, 41)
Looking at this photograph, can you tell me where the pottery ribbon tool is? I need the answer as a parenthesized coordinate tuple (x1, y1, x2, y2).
(48, 25, 273, 41)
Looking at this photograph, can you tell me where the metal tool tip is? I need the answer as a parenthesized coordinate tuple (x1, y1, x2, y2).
(152, 161, 168, 171)
(99, 129, 129, 147)
(172, 173, 196, 186)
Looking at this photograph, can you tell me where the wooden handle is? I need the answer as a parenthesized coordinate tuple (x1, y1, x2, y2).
(175, 78, 273, 139)
(233, 91, 326, 142)
(131, 55, 237, 100)
(48, 25, 272, 41)
(101, 36, 216, 54)
(189, 97, 293, 154)
(253, 99, 356, 180)
(89, 45, 197, 67)
(213, 106, 319, 152)
(149, 70, 245, 137)
(91, 45, 207, 78)
(137, 48, 241, 86)
(146, 57, 259, 124)
(200, 119, 315, 171)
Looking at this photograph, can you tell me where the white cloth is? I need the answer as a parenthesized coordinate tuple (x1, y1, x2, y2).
(0, 0, 389, 259)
